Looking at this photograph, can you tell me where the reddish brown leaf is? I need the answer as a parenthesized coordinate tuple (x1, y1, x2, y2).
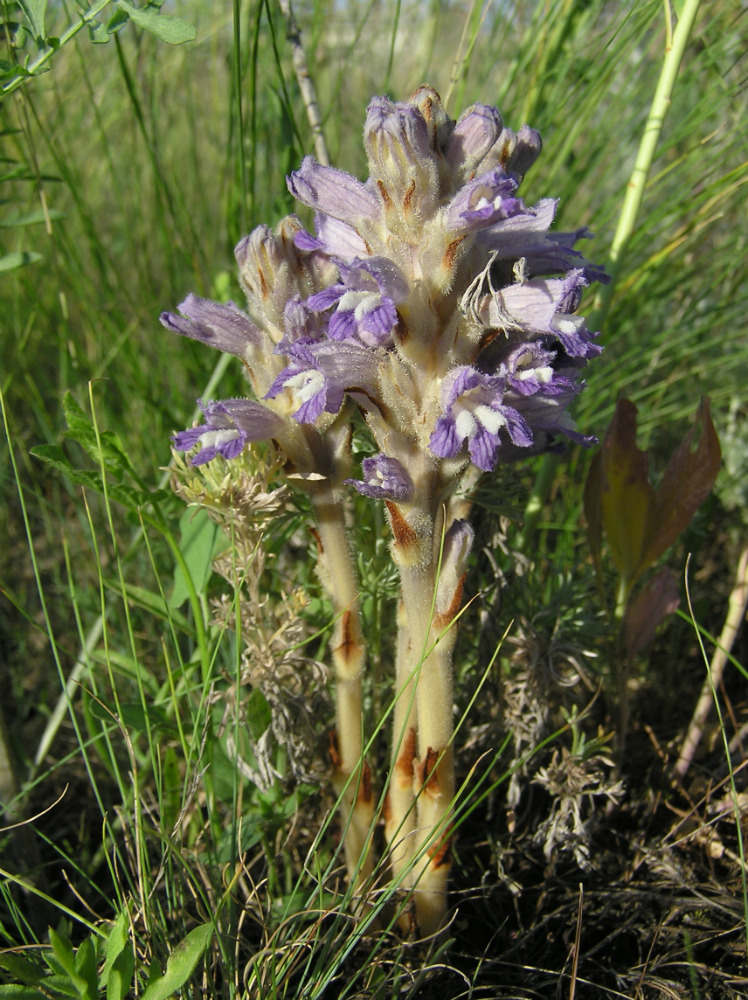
(622, 567, 680, 660)
(599, 399, 656, 590)
(640, 397, 722, 570)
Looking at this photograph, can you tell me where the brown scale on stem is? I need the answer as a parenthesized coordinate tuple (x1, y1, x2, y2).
(357, 760, 373, 805)
(394, 310, 410, 346)
(376, 179, 393, 210)
(417, 747, 442, 796)
(334, 609, 361, 664)
(309, 525, 323, 555)
(394, 726, 417, 785)
(403, 179, 416, 216)
(328, 729, 341, 770)
(426, 831, 452, 868)
(434, 573, 466, 632)
(385, 501, 418, 551)
(441, 236, 467, 274)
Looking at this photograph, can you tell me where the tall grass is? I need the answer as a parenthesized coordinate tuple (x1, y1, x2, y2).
(2, 0, 747, 996)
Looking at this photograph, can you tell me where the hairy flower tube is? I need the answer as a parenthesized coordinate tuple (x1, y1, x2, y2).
(162, 85, 605, 936)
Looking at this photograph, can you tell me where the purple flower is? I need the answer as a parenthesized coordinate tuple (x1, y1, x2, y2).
(511, 391, 596, 449)
(498, 125, 543, 180)
(445, 167, 523, 232)
(306, 258, 407, 347)
(173, 399, 285, 465)
(445, 104, 503, 181)
(294, 215, 369, 260)
(265, 341, 380, 423)
(160, 295, 262, 358)
(346, 455, 414, 501)
(363, 96, 440, 217)
(466, 267, 601, 361)
(429, 367, 533, 472)
(287, 156, 380, 229)
(499, 342, 572, 397)
(279, 296, 328, 347)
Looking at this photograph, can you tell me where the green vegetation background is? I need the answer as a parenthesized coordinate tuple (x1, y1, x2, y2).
(1, 0, 747, 996)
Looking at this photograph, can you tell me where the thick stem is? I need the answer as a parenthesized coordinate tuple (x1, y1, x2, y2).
(311, 489, 373, 889)
(388, 492, 460, 936)
(385, 598, 418, 889)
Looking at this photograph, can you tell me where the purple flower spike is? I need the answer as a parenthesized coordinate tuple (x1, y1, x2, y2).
(288, 156, 380, 228)
(266, 340, 379, 423)
(160, 294, 262, 358)
(173, 399, 285, 465)
(346, 454, 415, 501)
(430, 366, 533, 472)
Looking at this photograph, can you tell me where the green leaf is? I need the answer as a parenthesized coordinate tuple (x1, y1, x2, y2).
(48, 928, 97, 1000)
(140, 924, 213, 1000)
(161, 745, 181, 834)
(103, 579, 190, 630)
(48, 928, 76, 977)
(105, 8, 130, 34)
(87, 21, 110, 44)
(169, 508, 225, 608)
(99, 915, 135, 1000)
(73, 938, 98, 1000)
(0, 987, 48, 999)
(89, 698, 175, 737)
(43, 974, 81, 997)
(246, 687, 271, 741)
(99, 911, 128, 990)
(0, 250, 42, 273)
(108, 948, 135, 1000)
(30, 444, 153, 512)
(0, 954, 45, 986)
(18, 0, 46, 41)
(0, 207, 64, 227)
(62, 391, 138, 481)
(115, 1, 196, 45)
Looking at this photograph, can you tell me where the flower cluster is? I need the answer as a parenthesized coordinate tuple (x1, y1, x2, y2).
(162, 85, 606, 934)
(163, 85, 604, 492)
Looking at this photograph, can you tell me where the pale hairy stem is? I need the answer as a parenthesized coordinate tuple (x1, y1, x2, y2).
(674, 541, 748, 781)
(408, 594, 455, 938)
(310, 489, 373, 888)
(392, 498, 457, 936)
(385, 598, 418, 890)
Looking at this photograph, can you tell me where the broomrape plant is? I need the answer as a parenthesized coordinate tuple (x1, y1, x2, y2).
(161, 86, 606, 936)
